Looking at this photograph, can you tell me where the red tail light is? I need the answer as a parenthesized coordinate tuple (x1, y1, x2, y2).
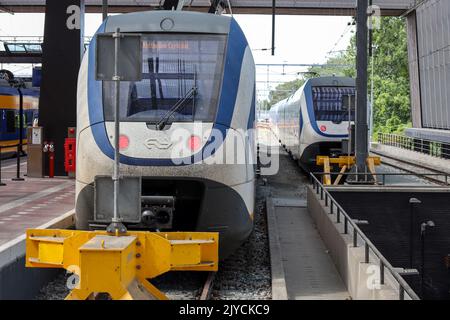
(188, 135, 201, 152)
(119, 135, 129, 150)
(320, 125, 327, 132)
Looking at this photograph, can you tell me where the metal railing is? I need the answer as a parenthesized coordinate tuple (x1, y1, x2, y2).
(312, 172, 450, 186)
(0, 36, 44, 43)
(310, 173, 420, 300)
(0, 36, 93, 43)
(0, 36, 93, 52)
(378, 133, 450, 159)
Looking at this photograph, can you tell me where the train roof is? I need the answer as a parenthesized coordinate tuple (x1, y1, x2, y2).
(269, 99, 285, 112)
(306, 76, 355, 87)
(268, 76, 355, 111)
(0, 84, 40, 96)
(104, 10, 232, 34)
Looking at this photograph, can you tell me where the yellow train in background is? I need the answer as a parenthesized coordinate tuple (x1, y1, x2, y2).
(0, 70, 40, 157)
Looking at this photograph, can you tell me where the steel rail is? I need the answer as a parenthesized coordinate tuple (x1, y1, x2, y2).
(199, 272, 216, 300)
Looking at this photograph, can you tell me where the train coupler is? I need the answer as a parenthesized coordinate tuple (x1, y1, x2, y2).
(25, 229, 219, 300)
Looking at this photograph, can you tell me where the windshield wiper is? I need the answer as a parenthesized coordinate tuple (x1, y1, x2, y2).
(155, 86, 197, 130)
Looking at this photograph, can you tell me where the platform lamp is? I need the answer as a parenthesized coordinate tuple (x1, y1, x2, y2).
(409, 198, 422, 268)
(420, 220, 435, 298)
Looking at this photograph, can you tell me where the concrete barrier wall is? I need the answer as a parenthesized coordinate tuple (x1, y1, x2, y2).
(0, 210, 74, 300)
(307, 186, 401, 300)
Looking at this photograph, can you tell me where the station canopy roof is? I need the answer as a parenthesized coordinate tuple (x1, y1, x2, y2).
(0, 0, 417, 15)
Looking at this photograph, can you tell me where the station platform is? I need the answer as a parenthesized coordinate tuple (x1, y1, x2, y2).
(0, 158, 75, 246)
(257, 127, 349, 300)
(267, 197, 350, 300)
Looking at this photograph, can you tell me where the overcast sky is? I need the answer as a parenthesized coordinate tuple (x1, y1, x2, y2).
(0, 12, 354, 99)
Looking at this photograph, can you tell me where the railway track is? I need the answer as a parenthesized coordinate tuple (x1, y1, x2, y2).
(199, 272, 216, 300)
(371, 150, 450, 186)
(278, 138, 446, 187)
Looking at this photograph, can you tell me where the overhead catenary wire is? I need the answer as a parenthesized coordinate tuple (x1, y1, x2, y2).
(326, 20, 355, 58)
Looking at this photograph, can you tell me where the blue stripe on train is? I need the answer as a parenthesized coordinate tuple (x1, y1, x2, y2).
(0, 87, 40, 97)
(247, 87, 255, 130)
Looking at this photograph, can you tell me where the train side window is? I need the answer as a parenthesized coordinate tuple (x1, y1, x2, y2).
(25, 111, 33, 126)
(342, 95, 356, 112)
(5, 110, 16, 133)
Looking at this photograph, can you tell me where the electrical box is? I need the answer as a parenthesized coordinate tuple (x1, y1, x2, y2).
(27, 126, 44, 178)
(65, 127, 77, 178)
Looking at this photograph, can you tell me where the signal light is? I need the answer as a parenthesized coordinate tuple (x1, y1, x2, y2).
(119, 135, 129, 150)
(188, 135, 201, 152)
(320, 125, 327, 132)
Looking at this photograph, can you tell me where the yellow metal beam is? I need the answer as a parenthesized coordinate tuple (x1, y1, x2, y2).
(26, 229, 219, 300)
(317, 155, 355, 168)
(333, 165, 348, 185)
(366, 157, 379, 184)
(322, 156, 332, 185)
(366, 156, 382, 166)
(315, 155, 382, 185)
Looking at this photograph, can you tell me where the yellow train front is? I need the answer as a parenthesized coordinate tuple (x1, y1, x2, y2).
(0, 73, 40, 157)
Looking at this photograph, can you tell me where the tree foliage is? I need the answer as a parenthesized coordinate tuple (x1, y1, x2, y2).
(258, 78, 305, 110)
(269, 79, 305, 106)
(308, 53, 354, 78)
(370, 17, 411, 134)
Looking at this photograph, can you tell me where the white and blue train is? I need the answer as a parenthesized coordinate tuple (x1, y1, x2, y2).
(270, 77, 355, 170)
(76, 10, 256, 258)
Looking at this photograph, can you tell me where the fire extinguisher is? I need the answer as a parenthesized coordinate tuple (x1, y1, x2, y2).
(43, 141, 55, 178)
(48, 141, 55, 178)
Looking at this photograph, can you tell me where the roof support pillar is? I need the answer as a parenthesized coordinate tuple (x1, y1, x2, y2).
(39, 0, 85, 176)
(355, 0, 369, 176)
(102, 0, 108, 21)
(271, 0, 276, 56)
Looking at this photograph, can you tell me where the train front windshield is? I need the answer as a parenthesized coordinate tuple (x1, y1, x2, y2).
(103, 33, 227, 123)
(312, 86, 356, 123)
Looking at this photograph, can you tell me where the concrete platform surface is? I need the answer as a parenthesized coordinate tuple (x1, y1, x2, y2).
(259, 127, 349, 300)
(0, 158, 75, 246)
(270, 200, 350, 300)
